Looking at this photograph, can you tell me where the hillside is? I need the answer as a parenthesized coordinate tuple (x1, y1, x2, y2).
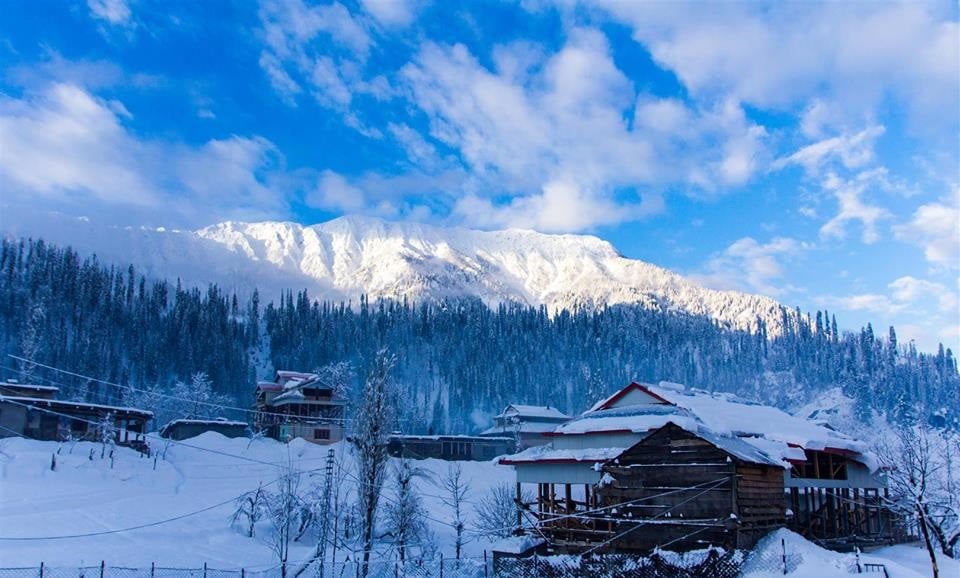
(0, 210, 792, 335)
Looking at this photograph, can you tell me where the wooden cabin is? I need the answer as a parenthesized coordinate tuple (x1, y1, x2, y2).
(387, 434, 514, 461)
(500, 381, 898, 554)
(594, 423, 784, 551)
(159, 418, 249, 440)
(0, 394, 152, 452)
(254, 370, 346, 444)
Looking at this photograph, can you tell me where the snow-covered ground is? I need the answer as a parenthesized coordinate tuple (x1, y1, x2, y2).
(0, 434, 513, 567)
(1, 435, 955, 577)
(742, 528, 957, 578)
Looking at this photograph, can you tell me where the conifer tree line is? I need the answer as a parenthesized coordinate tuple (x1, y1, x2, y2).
(1, 238, 956, 432)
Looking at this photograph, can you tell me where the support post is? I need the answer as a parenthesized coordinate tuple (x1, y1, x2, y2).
(100, 561, 105, 578)
(151, 563, 155, 578)
(39, 562, 44, 578)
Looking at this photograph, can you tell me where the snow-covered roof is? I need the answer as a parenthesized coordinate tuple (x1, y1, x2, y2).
(574, 381, 876, 470)
(0, 395, 153, 418)
(480, 421, 560, 435)
(390, 434, 513, 442)
(553, 404, 698, 435)
(0, 383, 59, 393)
(491, 536, 544, 555)
(496, 404, 570, 420)
(158, 418, 248, 437)
(499, 445, 624, 465)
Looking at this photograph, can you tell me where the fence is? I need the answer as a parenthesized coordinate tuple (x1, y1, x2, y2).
(0, 549, 892, 578)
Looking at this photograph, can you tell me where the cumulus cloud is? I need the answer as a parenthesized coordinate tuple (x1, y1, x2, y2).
(692, 236, 811, 296)
(587, 1, 959, 132)
(400, 30, 767, 230)
(257, 0, 387, 116)
(894, 189, 960, 270)
(0, 83, 288, 226)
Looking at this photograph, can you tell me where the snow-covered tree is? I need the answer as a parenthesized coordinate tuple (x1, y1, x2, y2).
(878, 423, 960, 578)
(264, 464, 307, 578)
(439, 463, 470, 559)
(384, 459, 428, 564)
(472, 482, 530, 539)
(172, 371, 234, 420)
(232, 483, 267, 538)
(352, 349, 396, 578)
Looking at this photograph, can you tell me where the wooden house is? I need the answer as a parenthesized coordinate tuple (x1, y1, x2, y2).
(387, 434, 515, 461)
(500, 381, 896, 553)
(159, 418, 249, 440)
(0, 384, 152, 452)
(254, 370, 346, 444)
(480, 404, 572, 449)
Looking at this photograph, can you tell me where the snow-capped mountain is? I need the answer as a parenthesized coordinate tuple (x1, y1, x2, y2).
(1, 210, 791, 334)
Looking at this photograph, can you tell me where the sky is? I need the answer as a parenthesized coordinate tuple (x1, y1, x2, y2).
(0, 0, 957, 352)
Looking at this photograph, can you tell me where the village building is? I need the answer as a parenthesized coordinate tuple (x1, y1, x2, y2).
(0, 381, 152, 453)
(159, 418, 249, 441)
(387, 434, 514, 461)
(254, 370, 346, 444)
(480, 404, 572, 449)
(499, 381, 896, 554)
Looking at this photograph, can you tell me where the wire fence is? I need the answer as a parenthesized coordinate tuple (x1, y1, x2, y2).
(0, 545, 892, 578)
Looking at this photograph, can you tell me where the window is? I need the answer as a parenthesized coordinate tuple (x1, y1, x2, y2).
(314, 429, 330, 440)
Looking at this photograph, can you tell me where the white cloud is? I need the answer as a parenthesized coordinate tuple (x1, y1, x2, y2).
(692, 236, 811, 296)
(401, 30, 767, 230)
(87, 0, 133, 27)
(453, 179, 663, 233)
(888, 276, 957, 313)
(772, 126, 885, 176)
(588, 1, 959, 132)
(257, 0, 382, 115)
(360, 0, 419, 27)
(306, 171, 367, 212)
(818, 170, 892, 244)
(894, 189, 960, 269)
(0, 83, 288, 226)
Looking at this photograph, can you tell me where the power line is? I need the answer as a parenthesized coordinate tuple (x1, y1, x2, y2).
(6, 355, 352, 424)
(0, 492, 243, 541)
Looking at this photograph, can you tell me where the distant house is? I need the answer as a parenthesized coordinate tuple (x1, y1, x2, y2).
(500, 381, 898, 553)
(254, 370, 346, 444)
(387, 434, 514, 461)
(480, 404, 571, 449)
(159, 418, 249, 441)
(0, 381, 152, 453)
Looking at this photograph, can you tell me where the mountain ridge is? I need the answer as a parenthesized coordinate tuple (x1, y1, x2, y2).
(1, 210, 793, 335)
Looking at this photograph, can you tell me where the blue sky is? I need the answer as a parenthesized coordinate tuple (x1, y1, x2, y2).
(0, 0, 957, 351)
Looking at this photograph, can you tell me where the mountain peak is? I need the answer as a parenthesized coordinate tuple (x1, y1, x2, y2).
(2, 210, 791, 335)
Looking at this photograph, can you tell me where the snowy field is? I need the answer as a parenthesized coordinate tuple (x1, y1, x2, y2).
(0, 435, 955, 578)
(0, 434, 513, 567)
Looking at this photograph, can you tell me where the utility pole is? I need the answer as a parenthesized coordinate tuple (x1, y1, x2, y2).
(316, 448, 335, 578)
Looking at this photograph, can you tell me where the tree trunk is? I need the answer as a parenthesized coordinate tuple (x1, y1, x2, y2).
(917, 504, 940, 578)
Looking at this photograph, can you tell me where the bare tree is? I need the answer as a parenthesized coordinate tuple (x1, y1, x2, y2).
(264, 460, 308, 578)
(384, 458, 428, 564)
(232, 483, 267, 538)
(878, 423, 960, 578)
(439, 463, 471, 559)
(472, 482, 532, 539)
(352, 349, 397, 578)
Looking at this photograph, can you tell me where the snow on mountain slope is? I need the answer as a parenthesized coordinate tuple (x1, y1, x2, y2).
(1, 209, 792, 334)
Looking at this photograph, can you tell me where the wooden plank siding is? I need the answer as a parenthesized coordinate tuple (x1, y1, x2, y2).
(586, 423, 785, 552)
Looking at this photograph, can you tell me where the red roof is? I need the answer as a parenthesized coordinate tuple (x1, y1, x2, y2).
(594, 382, 674, 411)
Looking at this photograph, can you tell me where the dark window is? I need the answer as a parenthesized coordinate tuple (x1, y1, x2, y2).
(314, 429, 330, 440)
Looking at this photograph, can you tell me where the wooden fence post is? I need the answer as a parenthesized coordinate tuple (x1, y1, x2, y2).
(483, 550, 488, 578)
(100, 561, 105, 578)
(151, 563, 155, 578)
(203, 563, 207, 578)
(39, 562, 44, 578)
